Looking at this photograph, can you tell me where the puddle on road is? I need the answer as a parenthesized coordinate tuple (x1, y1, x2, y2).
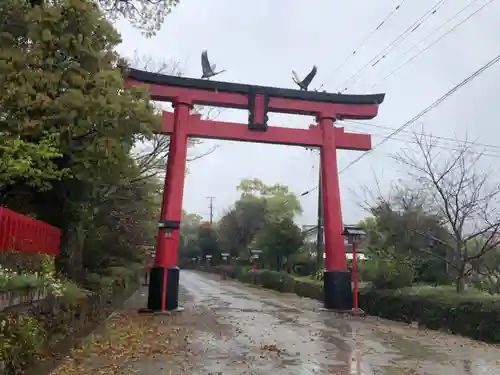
(180, 272, 500, 375)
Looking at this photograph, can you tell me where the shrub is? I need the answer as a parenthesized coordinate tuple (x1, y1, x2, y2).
(253, 270, 296, 293)
(0, 269, 43, 291)
(105, 266, 138, 286)
(361, 256, 415, 289)
(60, 279, 88, 306)
(0, 255, 87, 302)
(359, 287, 500, 343)
(206, 264, 251, 280)
(294, 279, 323, 301)
(0, 314, 46, 374)
(291, 260, 315, 277)
(84, 272, 104, 291)
(1, 263, 142, 374)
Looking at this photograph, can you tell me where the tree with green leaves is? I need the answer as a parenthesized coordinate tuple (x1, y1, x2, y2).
(83, 174, 161, 270)
(366, 186, 451, 284)
(197, 222, 220, 264)
(254, 217, 304, 272)
(178, 211, 203, 266)
(0, 133, 66, 193)
(218, 178, 302, 260)
(359, 189, 450, 288)
(237, 178, 302, 222)
(0, 0, 159, 279)
(465, 237, 500, 294)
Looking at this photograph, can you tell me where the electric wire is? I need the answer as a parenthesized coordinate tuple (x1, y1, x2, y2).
(338, 0, 450, 93)
(369, 0, 483, 86)
(300, 129, 500, 196)
(342, 119, 500, 151)
(316, 0, 408, 91)
(301, 51, 500, 196)
(339, 51, 500, 173)
(346, 128, 500, 158)
(371, 0, 497, 89)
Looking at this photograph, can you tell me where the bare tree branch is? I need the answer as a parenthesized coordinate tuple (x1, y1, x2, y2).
(96, 0, 180, 36)
(391, 131, 500, 291)
(89, 54, 220, 212)
(187, 145, 219, 162)
(127, 53, 220, 181)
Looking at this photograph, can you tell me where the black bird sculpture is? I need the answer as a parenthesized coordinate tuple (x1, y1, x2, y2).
(292, 65, 318, 91)
(201, 50, 226, 79)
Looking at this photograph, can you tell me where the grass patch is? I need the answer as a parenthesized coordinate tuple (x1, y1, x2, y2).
(396, 284, 500, 302)
(293, 275, 317, 282)
(291, 274, 370, 289)
(60, 279, 88, 305)
(0, 272, 43, 291)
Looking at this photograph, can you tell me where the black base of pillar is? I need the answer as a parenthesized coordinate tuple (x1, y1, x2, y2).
(138, 266, 182, 313)
(165, 266, 180, 311)
(146, 266, 165, 311)
(323, 270, 353, 310)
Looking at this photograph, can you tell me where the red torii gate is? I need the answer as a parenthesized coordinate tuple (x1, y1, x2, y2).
(124, 68, 385, 312)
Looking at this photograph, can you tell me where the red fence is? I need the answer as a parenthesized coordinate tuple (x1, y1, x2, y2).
(0, 207, 60, 256)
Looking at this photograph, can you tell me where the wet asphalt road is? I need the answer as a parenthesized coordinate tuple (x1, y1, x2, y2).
(180, 270, 500, 375)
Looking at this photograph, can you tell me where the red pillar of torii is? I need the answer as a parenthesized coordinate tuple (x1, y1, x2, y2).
(124, 68, 385, 312)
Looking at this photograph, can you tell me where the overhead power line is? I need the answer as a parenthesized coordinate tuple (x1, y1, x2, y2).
(316, 0, 408, 91)
(353, 131, 500, 158)
(301, 50, 500, 196)
(339, 51, 500, 173)
(372, 0, 497, 88)
(342, 119, 500, 152)
(339, 0, 450, 93)
(371, 0, 483, 84)
(300, 136, 500, 197)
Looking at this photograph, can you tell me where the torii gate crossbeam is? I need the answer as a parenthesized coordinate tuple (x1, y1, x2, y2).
(159, 111, 372, 149)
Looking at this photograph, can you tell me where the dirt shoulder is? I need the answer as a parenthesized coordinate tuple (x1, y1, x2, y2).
(48, 288, 196, 375)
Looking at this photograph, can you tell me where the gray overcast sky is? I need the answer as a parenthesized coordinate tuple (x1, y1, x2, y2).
(116, 0, 500, 226)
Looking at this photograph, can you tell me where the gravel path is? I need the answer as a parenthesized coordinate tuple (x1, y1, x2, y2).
(178, 271, 500, 375)
(50, 270, 500, 374)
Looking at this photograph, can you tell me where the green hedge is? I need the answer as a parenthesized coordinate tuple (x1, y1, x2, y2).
(359, 288, 500, 343)
(0, 263, 141, 374)
(202, 266, 500, 344)
(202, 266, 325, 301)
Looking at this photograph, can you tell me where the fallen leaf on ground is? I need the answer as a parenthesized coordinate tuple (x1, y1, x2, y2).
(260, 343, 284, 354)
(49, 311, 193, 375)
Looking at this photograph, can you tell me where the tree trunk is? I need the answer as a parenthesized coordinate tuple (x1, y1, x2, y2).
(56, 221, 85, 282)
(445, 247, 453, 276)
(455, 275, 465, 293)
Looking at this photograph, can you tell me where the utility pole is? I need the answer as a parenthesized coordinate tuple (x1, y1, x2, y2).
(300, 155, 324, 271)
(206, 196, 215, 224)
(316, 166, 323, 270)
